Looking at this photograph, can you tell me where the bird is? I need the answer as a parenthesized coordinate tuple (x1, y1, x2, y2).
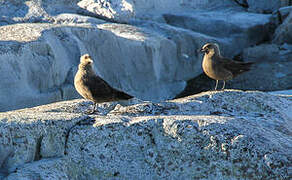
(74, 54, 133, 113)
(200, 43, 254, 90)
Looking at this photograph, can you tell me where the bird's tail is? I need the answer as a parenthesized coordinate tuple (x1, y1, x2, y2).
(230, 61, 254, 77)
(239, 62, 254, 71)
(116, 90, 133, 100)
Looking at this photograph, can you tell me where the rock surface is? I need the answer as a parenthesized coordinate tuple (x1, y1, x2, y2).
(162, 11, 272, 56)
(0, 21, 207, 111)
(0, 90, 291, 179)
(175, 42, 292, 96)
(269, 89, 292, 100)
(228, 43, 292, 91)
(273, 11, 292, 44)
(0, 0, 291, 112)
(246, 0, 291, 13)
(271, 6, 292, 25)
(0, 11, 274, 112)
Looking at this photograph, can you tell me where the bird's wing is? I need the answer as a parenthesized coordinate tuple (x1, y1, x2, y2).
(84, 74, 115, 101)
(219, 57, 253, 76)
(217, 57, 232, 64)
(85, 75, 133, 101)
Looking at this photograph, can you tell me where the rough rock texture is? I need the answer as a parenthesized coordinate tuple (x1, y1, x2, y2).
(271, 6, 292, 25)
(0, 90, 291, 179)
(273, 11, 292, 44)
(228, 43, 292, 91)
(0, 10, 274, 112)
(76, 0, 291, 22)
(77, 0, 135, 22)
(0, 0, 241, 24)
(0, 0, 291, 112)
(162, 11, 272, 56)
(269, 89, 292, 100)
(85, 0, 243, 22)
(0, 21, 207, 111)
(246, 0, 291, 13)
(178, 43, 292, 96)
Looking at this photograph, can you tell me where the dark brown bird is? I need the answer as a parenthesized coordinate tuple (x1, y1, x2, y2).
(200, 43, 254, 90)
(74, 54, 133, 113)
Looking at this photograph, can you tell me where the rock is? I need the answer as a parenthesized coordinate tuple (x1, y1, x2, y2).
(233, 0, 249, 8)
(1, 8, 275, 112)
(5, 158, 71, 180)
(0, 0, 244, 25)
(77, 0, 135, 23)
(271, 6, 292, 25)
(0, 90, 291, 179)
(0, 0, 94, 25)
(0, 21, 205, 111)
(0, 23, 80, 111)
(0, 107, 87, 176)
(269, 89, 292, 100)
(78, 0, 244, 22)
(179, 43, 292, 95)
(273, 11, 292, 44)
(246, 0, 291, 13)
(70, 0, 284, 25)
(162, 11, 273, 56)
(0, 0, 289, 112)
(52, 13, 107, 24)
(229, 43, 292, 91)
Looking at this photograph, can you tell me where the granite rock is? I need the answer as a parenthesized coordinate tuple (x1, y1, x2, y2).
(228, 43, 292, 91)
(0, 90, 291, 179)
(246, 0, 291, 13)
(273, 11, 292, 44)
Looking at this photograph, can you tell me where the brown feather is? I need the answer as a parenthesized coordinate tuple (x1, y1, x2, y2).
(200, 43, 254, 90)
(220, 58, 254, 77)
(74, 54, 133, 104)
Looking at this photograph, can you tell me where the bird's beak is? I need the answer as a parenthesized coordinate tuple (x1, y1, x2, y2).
(198, 48, 205, 53)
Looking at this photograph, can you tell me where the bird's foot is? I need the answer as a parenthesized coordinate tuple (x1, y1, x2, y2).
(84, 103, 98, 114)
(85, 109, 97, 115)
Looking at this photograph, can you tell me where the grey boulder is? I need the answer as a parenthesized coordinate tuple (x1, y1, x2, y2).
(0, 90, 291, 179)
(246, 0, 291, 13)
(0, 21, 205, 111)
(273, 10, 292, 44)
(228, 43, 292, 91)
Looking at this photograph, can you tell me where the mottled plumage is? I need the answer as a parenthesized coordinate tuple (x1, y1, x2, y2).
(200, 43, 253, 90)
(74, 54, 133, 113)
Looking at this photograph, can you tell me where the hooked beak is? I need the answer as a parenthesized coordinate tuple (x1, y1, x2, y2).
(198, 48, 206, 53)
(88, 59, 93, 64)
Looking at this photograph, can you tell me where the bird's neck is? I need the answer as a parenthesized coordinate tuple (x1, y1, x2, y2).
(208, 48, 222, 57)
(205, 52, 215, 59)
(205, 52, 222, 60)
(78, 64, 95, 74)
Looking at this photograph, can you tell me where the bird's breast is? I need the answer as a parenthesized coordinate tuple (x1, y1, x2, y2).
(202, 56, 230, 80)
(74, 71, 92, 100)
(202, 56, 215, 77)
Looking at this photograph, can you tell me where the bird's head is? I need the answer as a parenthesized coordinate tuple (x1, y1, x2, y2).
(199, 43, 221, 57)
(80, 54, 93, 67)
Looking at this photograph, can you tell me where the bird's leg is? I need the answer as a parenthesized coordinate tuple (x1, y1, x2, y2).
(86, 103, 97, 114)
(91, 103, 98, 114)
(221, 81, 226, 90)
(214, 80, 219, 91)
